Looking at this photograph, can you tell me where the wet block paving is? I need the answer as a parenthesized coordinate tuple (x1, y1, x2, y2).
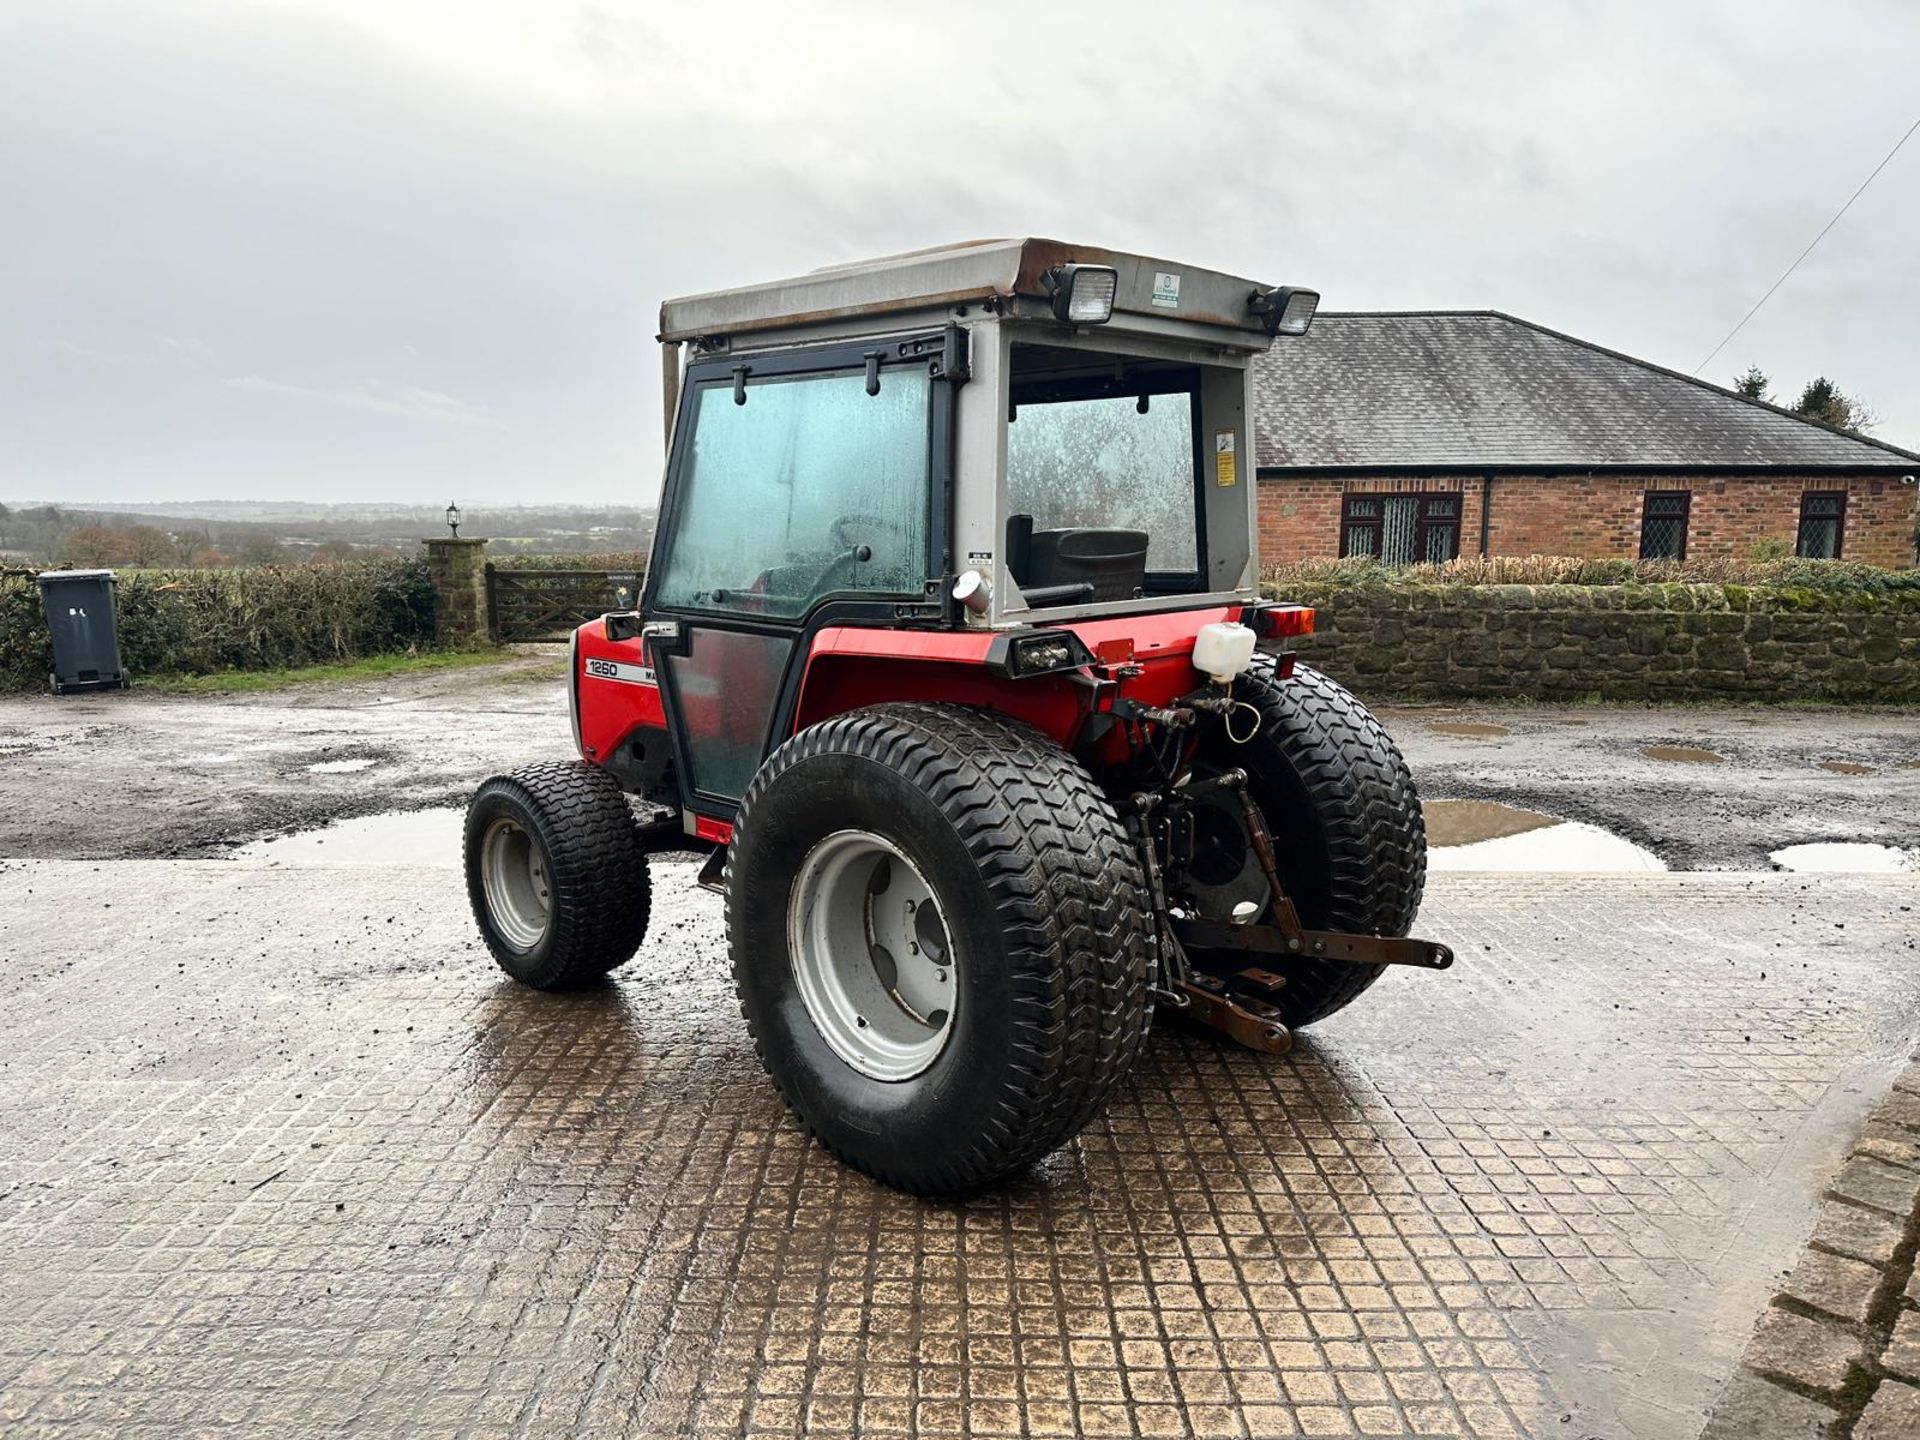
(1, 862, 1916, 1439)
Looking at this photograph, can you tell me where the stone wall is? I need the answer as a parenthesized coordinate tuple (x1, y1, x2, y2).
(1278, 582, 1920, 703)
(1257, 471, 1920, 568)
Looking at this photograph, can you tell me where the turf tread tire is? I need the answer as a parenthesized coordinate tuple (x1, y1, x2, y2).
(727, 703, 1151, 1195)
(465, 762, 651, 989)
(1197, 660, 1427, 1027)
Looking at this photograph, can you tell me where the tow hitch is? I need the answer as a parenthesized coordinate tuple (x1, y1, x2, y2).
(1135, 767, 1454, 1055)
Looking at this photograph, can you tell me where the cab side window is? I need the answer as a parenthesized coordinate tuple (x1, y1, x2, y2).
(652, 367, 933, 620)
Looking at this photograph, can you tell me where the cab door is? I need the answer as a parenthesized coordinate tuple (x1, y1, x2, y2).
(642, 337, 952, 819)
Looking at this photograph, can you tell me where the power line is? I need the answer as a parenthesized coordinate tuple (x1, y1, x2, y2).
(1599, 109, 1919, 464)
(1691, 111, 1920, 379)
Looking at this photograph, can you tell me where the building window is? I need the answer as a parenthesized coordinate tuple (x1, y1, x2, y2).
(1639, 491, 1690, 560)
(1341, 493, 1461, 564)
(1796, 491, 1846, 559)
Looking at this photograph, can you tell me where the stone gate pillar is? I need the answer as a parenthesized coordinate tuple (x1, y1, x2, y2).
(422, 537, 492, 648)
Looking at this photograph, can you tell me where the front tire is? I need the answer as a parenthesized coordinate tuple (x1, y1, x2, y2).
(727, 704, 1152, 1195)
(464, 762, 651, 989)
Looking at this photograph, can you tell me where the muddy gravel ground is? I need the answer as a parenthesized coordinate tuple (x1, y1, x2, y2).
(0, 652, 573, 861)
(1382, 700, 1920, 870)
(0, 653, 1914, 868)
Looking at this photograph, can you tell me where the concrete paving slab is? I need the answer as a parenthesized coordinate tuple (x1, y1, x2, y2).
(0, 862, 1915, 1438)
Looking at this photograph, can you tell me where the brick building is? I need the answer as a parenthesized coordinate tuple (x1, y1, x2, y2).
(1254, 313, 1920, 568)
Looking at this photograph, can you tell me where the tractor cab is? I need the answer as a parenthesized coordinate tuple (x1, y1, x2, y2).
(580, 240, 1318, 816)
(650, 240, 1304, 630)
(468, 241, 1447, 1197)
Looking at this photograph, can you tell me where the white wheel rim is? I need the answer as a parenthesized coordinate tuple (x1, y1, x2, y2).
(788, 829, 955, 1081)
(481, 817, 551, 951)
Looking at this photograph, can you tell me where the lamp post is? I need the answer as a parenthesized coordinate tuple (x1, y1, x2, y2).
(445, 501, 461, 538)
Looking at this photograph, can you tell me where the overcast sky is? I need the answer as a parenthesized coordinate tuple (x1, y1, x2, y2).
(3, 0, 1917, 507)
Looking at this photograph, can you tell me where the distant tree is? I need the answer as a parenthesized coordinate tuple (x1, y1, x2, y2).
(1732, 365, 1771, 401)
(1792, 376, 1878, 435)
(61, 523, 179, 567)
(124, 524, 180, 566)
(235, 532, 288, 566)
(62, 525, 134, 566)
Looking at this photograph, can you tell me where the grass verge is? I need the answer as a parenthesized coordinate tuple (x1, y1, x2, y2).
(497, 657, 570, 684)
(146, 649, 517, 694)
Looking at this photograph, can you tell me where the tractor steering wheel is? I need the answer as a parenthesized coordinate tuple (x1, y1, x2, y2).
(830, 513, 891, 550)
(811, 513, 903, 597)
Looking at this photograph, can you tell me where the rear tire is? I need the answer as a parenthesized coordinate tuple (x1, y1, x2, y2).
(465, 762, 651, 989)
(727, 703, 1152, 1195)
(1186, 661, 1427, 1027)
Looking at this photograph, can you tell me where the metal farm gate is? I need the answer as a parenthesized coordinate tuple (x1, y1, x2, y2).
(484, 566, 640, 643)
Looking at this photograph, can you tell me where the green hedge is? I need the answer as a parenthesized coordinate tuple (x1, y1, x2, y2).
(1, 559, 435, 688)
(489, 552, 648, 572)
(1264, 555, 1920, 602)
(1264, 554, 1920, 591)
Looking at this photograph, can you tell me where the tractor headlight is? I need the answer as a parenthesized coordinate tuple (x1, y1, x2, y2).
(985, 629, 1095, 679)
(1249, 285, 1320, 337)
(1045, 264, 1117, 326)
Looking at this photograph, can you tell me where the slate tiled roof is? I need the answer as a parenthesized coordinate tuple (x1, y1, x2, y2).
(1252, 312, 1920, 470)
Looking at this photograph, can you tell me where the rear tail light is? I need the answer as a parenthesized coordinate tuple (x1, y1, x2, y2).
(1243, 603, 1315, 639)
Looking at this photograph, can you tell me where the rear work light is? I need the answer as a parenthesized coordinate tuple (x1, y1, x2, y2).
(1045, 264, 1118, 326)
(1242, 603, 1316, 639)
(1249, 285, 1320, 337)
(984, 629, 1095, 679)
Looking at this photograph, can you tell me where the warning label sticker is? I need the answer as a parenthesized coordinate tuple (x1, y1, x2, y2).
(1151, 272, 1181, 308)
(1214, 430, 1237, 487)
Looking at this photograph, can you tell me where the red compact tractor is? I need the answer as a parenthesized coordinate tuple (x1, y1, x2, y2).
(465, 240, 1449, 1195)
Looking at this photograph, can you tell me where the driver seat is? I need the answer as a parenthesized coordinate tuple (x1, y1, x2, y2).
(1006, 514, 1149, 604)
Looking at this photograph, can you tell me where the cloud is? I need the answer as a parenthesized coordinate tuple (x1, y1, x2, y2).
(2, 0, 1917, 503)
(223, 375, 502, 428)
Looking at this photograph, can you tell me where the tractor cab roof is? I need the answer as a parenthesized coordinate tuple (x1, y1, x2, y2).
(658, 238, 1292, 350)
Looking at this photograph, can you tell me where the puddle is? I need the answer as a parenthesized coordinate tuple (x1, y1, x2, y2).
(1429, 722, 1513, 739)
(1770, 842, 1916, 874)
(1642, 745, 1724, 764)
(1817, 761, 1873, 776)
(236, 807, 464, 865)
(1431, 821, 1667, 873)
(1425, 799, 1557, 846)
(1426, 799, 1665, 872)
(307, 758, 380, 774)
